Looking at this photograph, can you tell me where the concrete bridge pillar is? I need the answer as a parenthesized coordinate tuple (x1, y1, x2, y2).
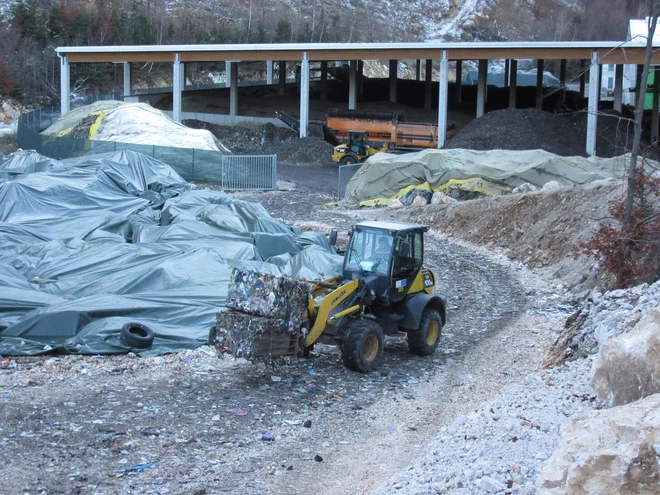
(60, 55, 70, 115)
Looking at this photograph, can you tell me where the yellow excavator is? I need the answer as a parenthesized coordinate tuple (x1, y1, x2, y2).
(331, 130, 389, 165)
(216, 220, 447, 372)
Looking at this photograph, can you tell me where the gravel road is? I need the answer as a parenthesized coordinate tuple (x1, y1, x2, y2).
(0, 163, 577, 495)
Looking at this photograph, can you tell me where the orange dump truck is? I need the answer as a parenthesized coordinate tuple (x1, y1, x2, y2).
(326, 108, 451, 149)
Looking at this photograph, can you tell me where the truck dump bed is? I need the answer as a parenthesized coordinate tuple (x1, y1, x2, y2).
(326, 108, 442, 149)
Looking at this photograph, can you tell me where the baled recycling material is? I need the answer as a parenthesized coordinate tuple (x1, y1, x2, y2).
(226, 269, 309, 322)
(214, 268, 310, 360)
(213, 312, 299, 360)
(0, 150, 343, 356)
(344, 149, 660, 205)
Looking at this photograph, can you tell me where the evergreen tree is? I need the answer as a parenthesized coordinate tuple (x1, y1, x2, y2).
(274, 18, 292, 43)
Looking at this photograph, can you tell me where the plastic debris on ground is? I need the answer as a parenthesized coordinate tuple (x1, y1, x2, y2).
(0, 150, 342, 356)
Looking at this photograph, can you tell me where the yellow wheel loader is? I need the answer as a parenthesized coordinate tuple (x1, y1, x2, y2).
(331, 130, 389, 165)
(302, 220, 446, 372)
(214, 221, 447, 373)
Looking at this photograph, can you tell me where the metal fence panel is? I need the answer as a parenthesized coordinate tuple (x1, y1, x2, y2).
(16, 106, 278, 190)
(222, 154, 277, 190)
(338, 163, 362, 198)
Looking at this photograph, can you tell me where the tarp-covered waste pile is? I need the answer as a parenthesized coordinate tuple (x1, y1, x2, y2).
(211, 269, 310, 360)
(344, 149, 660, 206)
(42, 100, 230, 153)
(0, 150, 343, 356)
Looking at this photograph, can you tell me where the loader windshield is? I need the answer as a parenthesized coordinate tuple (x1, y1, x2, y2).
(345, 228, 392, 275)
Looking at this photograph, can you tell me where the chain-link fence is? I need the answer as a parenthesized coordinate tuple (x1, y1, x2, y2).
(338, 163, 362, 198)
(16, 106, 277, 190)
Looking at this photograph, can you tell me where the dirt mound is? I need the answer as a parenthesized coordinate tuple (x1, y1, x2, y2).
(366, 179, 626, 292)
(446, 108, 640, 158)
(68, 115, 99, 139)
(184, 119, 336, 166)
(184, 119, 296, 152)
(446, 108, 586, 156)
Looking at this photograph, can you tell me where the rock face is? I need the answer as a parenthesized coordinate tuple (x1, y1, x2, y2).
(543, 280, 660, 367)
(537, 394, 660, 494)
(591, 306, 660, 406)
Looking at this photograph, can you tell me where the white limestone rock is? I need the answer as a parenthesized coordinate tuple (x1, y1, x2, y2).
(537, 394, 660, 494)
(388, 198, 404, 209)
(431, 191, 456, 205)
(512, 183, 537, 194)
(542, 181, 563, 192)
(591, 306, 660, 406)
(411, 195, 428, 207)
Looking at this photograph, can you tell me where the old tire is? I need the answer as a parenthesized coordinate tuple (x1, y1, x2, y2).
(120, 322, 155, 349)
(340, 154, 358, 165)
(407, 308, 442, 356)
(341, 319, 384, 373)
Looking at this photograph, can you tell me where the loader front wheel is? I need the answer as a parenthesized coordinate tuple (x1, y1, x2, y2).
(341, 319, 384, 373)
(407, 307, 442, 356)
(340, 154, 358, 165)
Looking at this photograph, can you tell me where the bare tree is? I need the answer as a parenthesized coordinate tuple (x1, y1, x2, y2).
(625, 5, 660, 225)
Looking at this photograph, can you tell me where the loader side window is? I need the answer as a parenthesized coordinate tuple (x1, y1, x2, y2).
(393, 231, 423, 277)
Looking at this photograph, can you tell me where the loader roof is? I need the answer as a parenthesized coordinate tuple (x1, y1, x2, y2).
(354, 220, 429, 233)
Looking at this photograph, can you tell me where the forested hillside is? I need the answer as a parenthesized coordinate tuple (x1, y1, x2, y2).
(0, 0, 652, 104)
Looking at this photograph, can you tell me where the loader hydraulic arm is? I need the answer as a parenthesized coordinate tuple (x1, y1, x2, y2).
(306, 279, 360, 347)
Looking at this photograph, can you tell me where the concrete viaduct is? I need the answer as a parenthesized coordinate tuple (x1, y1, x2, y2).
(56, 41, 660, 156)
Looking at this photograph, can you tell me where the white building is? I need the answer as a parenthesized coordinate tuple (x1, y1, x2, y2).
(601, 63, 616, 97)
(622, 19, 660, 106)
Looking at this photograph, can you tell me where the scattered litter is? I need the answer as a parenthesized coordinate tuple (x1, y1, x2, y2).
(119, 463, 157, 473)
(226, 408, 248, 416)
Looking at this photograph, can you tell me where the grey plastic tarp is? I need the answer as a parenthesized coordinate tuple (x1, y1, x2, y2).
(0, 150, 343, 356)
(344, 149, 660, 205)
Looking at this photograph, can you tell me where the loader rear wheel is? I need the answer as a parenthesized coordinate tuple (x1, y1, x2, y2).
(407, 308, 442, 356)
(341, 319, 384, 373)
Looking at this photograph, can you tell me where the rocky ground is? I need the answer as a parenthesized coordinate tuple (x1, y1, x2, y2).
(2, 108, 657, 494)
(1, 153, 586, 495)
(376, 357, 598, 494)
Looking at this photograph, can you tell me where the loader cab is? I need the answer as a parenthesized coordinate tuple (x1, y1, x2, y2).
(347, 130, 368, 155)
(343, 221, 428, 305)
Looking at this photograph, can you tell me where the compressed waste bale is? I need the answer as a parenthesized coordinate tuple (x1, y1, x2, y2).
(213, 311, 300, 360)
(226, 268, 309, 322)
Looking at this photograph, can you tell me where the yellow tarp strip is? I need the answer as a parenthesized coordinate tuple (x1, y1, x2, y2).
(55, 110, 108, 139)
(87, 111, 108, 140)
(356, 178, 511, 207)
